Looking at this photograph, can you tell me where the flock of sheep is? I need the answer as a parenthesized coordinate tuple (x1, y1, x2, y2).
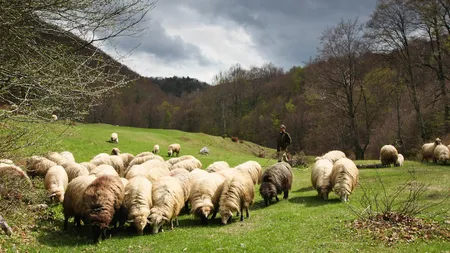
(0, 134, 447, 243)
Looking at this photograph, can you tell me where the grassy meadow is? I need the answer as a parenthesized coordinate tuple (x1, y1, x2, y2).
(1, 123, 449, 252)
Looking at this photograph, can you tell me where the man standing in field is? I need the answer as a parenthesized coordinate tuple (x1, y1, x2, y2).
(277, 124, 292, 162)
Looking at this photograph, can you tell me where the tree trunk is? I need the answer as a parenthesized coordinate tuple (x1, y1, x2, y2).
(0, 215, 13, 236)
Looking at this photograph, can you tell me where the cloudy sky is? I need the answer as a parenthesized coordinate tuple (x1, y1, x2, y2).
(100, 0, 377, 83)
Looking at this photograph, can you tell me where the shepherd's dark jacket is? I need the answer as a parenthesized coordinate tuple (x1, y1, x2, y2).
(277, 131, 292, 151)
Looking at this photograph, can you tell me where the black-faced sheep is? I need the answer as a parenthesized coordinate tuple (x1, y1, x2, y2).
(395, 154, 404, 167)
(380, 145, 398, 167)
(315, 150, 346, 163)
(205, 161, 230, 173)
(63, 175, 97, 230)
(152, 145, 160, 154)
(44, 165, 69, 203)
(422, 138, 442, 162)
(219, 171, 254, 224)
(311, 158, 333, 200)
(123, 176, 153, 235)
(110, 133, 119, 143)
(189, 172, 226, 225)
(330, 158, 359, 202)
(259, 162, 293, 206)
(433, 144, 450, 163)
(83, 175, 124, 243)
(26, 156, 57, 177)
(167, 143, 181, 157)
(148, 176, 185, 234)
(234, 161, 262, 185)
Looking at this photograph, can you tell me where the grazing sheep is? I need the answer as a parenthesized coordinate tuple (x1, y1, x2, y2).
(26, 156, 57, 177)
(135, 151, 154, 158)
(422, 138, 442, 162)
(259, 162, 293, 206)
(126, 155, 165, 173)
(51, 114, 58, 121)
(189, 172, 226, 225)
(167, 143, 181, 157)
(311, 159, 333, 200)
(123, 177, 153, 235)
(83, 175, 124, 243)
(119, 153, 135, 169)
(111, 148, 121, 156)
(199, 146, 209, 155)
(170, 169, 193, 212)
(234, 161, 262, 185)
(46, 152, 67, 165)
(93, 153, 110, 160)
(110, 133, 119, 143)
(63, 175, 97, 230)
(395, 154, 404, 167)
(205, 161, 230, 173)
(190, 168, 209, 177)
(171, 158, 203, 172)
(148, 176, 185, 234)
(166, 155, 196, 166)
(44, 165, 69, 203)
(152, 145, 160, 154)
(60, 151, 76, 164)
(0, 159, 14, 165)
(90, 155, 125, 177)
(120, 178, 129, 187)
(80, 162, 97, 172)
(433, 144, 450, 163)
(219, 171, 255, 224)
(380, 145, 398, 167)
(315, 150, 346, 163)
(0, 164, 32, 187)
(89, 164, 119, 177)
(330, 158, 359, 202)
(64, 163, 89, 182)
(125, 163, 170, 182)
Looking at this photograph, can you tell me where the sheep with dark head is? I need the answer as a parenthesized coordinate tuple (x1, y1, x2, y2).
(167, 143, 181, 157)
(83, 175, 124, 243)
(259, 162, 293, 207)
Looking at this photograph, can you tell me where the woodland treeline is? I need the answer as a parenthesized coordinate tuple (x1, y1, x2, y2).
(86, 0, 450, 160)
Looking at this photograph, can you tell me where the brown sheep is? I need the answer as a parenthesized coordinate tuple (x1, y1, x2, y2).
(83, 175, 124, 243)
(259, 162, 293, 207)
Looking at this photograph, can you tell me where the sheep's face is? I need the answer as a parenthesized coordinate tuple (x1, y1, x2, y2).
(338, 190, 350, 202)
(148, 213, 167, 234)
(134, 216, 148, 235)
(221, 210, 233, 225)
(260, 182, 276, 206)
(168, 149, 173, 157)
(318, 186, 331, 200)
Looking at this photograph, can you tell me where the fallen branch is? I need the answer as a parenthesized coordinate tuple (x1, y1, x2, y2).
(0, 215, 13, 235)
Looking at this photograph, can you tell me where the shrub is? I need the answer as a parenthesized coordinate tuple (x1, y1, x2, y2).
(231, 136, 239, 142)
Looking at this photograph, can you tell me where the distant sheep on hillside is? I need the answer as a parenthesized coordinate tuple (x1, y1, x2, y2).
(168, 144, 181, 157)
(110, 133, 119, 143)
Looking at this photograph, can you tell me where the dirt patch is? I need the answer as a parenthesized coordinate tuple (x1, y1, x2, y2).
(179, 136, 191, 142)
(350, 212, 450, 246)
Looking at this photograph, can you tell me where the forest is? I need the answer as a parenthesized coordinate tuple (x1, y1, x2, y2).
(85, 1, 450, 160)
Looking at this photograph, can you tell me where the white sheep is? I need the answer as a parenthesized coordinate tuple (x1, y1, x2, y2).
(0, 164, 32, 187)
(380, 145, 398, 167)
(395, 154, 404, 167)
(64, 162, 89, 182)
(63, 175, 97, 230)
(60, 151, 76, 164)
(123, 176, 153, 235)
(234, 161, 262, 185)
(90, 155, 125, 177)
(311, 158, 333, 200)
(92, 153, 110, 160)
(167, 143, 181, 157)
(330, 158, 359, 202)
(26, 156, 57, 177)
(170, 169, 193, 212)
(119, 153, 135, 169)
(189, 172, 226, 225)
(148, 176, 185, 234)
(51, 114, 58, 121)
(44, 165, 69, 203)
(205, 161, 230, 173)
(219, 171, 254, 224)
(152, 145, 160, 154)
(315, 150, 346, 163)
(110, 132, 119, 143)
(125, 154, 165, 173)
(80, 162, 97, 172)
(199, 146, 209, 155)
(422, 138, 442, 162)
(166, 155, 196, 166)
(111, 148, 121, 156)
(89, 164, 119, 177)
(433, 144, 450, 163)
(125, 162, 170, 182)
(46, 152, 67, 165)
(171, 158, 203, 172)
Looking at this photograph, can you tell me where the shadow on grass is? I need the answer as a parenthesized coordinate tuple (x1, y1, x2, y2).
(36, 219, 93, 247)
(293, 186, 314, 193)
(288, 195, 342, 207)
(178, 216, 224, 228)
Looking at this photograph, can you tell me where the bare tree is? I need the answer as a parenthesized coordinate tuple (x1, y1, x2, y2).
(0, 0, 155, 158)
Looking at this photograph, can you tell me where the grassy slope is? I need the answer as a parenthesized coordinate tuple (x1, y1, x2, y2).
(1, 123, 449, 252)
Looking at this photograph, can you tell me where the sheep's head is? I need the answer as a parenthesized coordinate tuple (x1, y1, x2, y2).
(91, 222, 109, 243)
(148, 212, 168, 234)
(168, 148, 173, 157)
(134, 216, 149, 235)
(48, 191, 64, 203)
(260, 182, 277, 206)
(220, 210, 233, 225)
(338, 188, 351, 202)
(318, 185, 331, 200)
(111, 148, 120, 155)
(435, 138, 442, 145)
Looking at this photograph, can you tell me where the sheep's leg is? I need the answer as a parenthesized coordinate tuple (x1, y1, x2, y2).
(246, 207, 250, 218)
(170, 220, 174, 230)
(64, 217, 69, 231)
(283, 191, 289, 199)
(175, 217, 179, 227)
(275, 196, 279, 202)
(74, 216, 81, 227)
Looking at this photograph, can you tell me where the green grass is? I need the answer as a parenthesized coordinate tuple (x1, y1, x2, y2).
(1, 122, 449, 252)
